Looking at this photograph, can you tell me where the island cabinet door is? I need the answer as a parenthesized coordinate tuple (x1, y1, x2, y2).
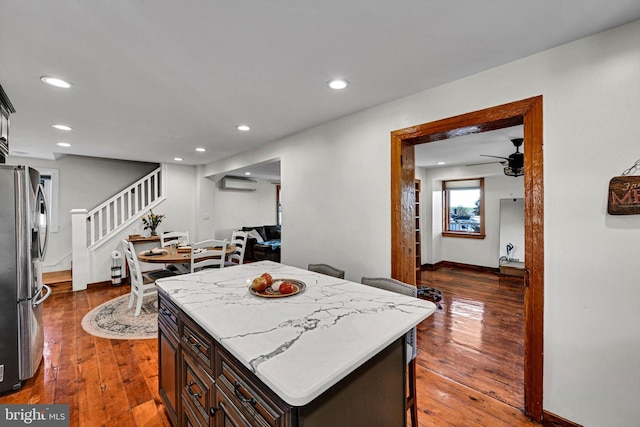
(159, 320, 179, 426)
(158, 295, 180, 426)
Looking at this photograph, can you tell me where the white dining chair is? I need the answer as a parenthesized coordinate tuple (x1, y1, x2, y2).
(225, 230, 248, 267)
(160, 231, 189, 247)
(122, 240, 176, 316)
(191, 239, 228, 273)
(360, 276, 418, 427)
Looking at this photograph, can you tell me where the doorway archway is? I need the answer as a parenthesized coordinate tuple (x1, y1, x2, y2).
(390, 96, 544, 421)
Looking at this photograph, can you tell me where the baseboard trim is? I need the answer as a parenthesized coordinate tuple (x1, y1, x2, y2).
(88, 280, 120, 288)
(543, 410, 583, 427)
(422, 260, 499, 274)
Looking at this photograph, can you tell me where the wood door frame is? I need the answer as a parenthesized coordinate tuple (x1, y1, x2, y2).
(390, 96, 544, 421)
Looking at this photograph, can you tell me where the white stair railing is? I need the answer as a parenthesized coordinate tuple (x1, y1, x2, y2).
(86, 166, 165, 249)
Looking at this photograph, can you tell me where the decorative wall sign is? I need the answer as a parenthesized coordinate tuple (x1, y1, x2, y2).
(608, 159, 640, 215)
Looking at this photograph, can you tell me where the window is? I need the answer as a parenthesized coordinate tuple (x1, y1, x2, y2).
(443, 178, 485, 239)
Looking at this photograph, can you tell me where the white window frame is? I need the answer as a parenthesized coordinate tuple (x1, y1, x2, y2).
(442, 177, 485, 239)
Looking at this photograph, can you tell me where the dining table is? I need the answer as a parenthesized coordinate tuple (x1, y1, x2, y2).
(137, 243, 236, 274)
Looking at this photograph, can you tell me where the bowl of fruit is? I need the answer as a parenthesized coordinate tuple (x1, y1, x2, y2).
(249, 273, 306, 298)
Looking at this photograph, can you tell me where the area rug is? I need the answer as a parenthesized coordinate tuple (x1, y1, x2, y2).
(81, 293, 158, 340)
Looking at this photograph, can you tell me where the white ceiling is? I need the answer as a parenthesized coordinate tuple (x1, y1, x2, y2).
(415, 125, 524, 169)
(2, 1, 640, 167)
(224, 160, 282, 182)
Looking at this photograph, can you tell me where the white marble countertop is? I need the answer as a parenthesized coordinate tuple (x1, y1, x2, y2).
(156, 261, 436, 406)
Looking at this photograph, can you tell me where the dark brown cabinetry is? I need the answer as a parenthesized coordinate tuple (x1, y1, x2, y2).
(159, 296, 180, 425)
(0, 84, 16, 163)
(158, 289, 405, 427)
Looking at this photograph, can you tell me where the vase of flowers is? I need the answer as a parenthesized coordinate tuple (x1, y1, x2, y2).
(142, 210, 165, 236)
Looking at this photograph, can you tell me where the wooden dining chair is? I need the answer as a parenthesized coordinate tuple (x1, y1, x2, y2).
(308, 263, 345, 279)
(122, 240, 176, 316)
(225, 230, 248, 266)
(360, 276, 419, 427)
(191, 239, 228, 273)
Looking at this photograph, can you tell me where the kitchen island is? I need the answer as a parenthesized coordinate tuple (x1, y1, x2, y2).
(156, 261, 436, 426)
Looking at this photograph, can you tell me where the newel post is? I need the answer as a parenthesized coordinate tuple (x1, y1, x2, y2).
(70, 209, 89, 291)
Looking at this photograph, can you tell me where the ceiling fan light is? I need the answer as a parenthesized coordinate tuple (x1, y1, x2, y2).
(504, 166, 524, 177)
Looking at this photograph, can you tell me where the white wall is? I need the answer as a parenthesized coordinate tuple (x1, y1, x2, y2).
(204, 20, 640, 426)
(416, 164, 524, 268)
(4, 154, 157, 271)
(212, 178, 278, 240)
(499, 198, 525, 261)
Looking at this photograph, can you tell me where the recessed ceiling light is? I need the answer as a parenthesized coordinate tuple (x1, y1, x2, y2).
(41, 76, 72, 88)
(244, 172, 251, 176)
(436, 161, 446, 165)
(237, 125, 250, 131)
(56, 142, 71, 147)
(195, 147, 206, 152)
(52, 124, 73, 131)
(327, 79, 349, 90)
(174, 157, 183, 161)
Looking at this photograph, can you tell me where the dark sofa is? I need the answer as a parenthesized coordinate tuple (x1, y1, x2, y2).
(241, 225, 281, 262)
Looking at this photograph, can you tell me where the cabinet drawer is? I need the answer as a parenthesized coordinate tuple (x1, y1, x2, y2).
(216, 350, 287, 427)
(215, 385, 252, 427)
(181, 352, 215, 425)
(181, 315, 214, 372)
(158, 295, 179, 334)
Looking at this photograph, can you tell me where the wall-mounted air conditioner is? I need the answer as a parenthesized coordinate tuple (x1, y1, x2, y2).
(220, 176, 257, 191)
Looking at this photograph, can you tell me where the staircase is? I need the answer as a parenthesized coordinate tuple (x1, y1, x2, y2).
(43, 270, 73, 294)
(86, 166, 165, 249)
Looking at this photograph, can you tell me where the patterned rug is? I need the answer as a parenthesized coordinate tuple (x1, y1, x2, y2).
(81, 293, 158, 340)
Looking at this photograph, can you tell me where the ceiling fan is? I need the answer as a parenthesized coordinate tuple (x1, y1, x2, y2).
(480, 138, 524, 177)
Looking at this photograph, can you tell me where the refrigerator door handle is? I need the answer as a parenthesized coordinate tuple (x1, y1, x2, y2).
(37, 184, 49, 259)
(32, 284, 51, 307)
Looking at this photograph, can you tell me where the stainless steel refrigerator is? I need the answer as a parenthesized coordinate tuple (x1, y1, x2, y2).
(0, 165, 51, 393)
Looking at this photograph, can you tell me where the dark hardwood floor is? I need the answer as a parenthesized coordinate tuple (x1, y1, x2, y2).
(1, 269, 539, 426)
(415, 267, 538, 426)
(0, 283, 170, 427)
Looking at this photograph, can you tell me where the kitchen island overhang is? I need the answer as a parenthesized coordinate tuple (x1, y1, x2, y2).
(157, 261, 436, 425)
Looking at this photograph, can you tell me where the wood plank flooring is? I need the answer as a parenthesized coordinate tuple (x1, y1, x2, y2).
(0, 283, 170, 427)
(1, 269, 539, 426)
(415, 267, 538, 426)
